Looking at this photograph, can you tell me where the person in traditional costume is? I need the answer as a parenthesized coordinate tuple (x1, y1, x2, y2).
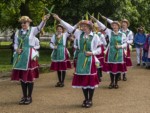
(91, 16, 127, 89)
(11, 15, 50, 105)
(52, 13, 101, 108)
(134, 26, 146, 66)
(50, 24, 72, 87)
(93, 23, 107, 82)
(101, 16, 133, 81)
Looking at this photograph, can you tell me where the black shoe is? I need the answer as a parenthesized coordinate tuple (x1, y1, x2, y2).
(85, 100, 92, 108)
(114, 84, 119, 89)
(109, 83, 114, 89)
(55, 82, 61, 87)
(19, 97, 26, 105)
(82, 100, 87, 107)
(59, 83, 64, 87)
(24, 97, 32, 105)
(137, 64, 140, 66)
(123, 76, 127, 81)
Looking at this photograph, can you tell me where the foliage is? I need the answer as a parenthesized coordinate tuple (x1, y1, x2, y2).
(0, 0, 150, 33)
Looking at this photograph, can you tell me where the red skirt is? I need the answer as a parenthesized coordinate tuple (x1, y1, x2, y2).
(50, 49, 71, 71)
(103, 50, 127, 74)
(125, 45, 132, 67)
(72, 56, 99, 89)
(11, 48, 39, 83)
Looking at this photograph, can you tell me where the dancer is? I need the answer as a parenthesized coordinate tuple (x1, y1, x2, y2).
(50, 24, 72, 87)
(11, 15, 50, 105)
(101, 16, 133, 81)
(53, 13, 101, 108)
(91, 16, 127, 89)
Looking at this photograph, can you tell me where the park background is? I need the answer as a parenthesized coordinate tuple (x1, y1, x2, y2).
(0, 0, 150, 73)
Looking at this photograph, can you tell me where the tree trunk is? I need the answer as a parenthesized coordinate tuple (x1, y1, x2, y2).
(20, 0, 30, 16)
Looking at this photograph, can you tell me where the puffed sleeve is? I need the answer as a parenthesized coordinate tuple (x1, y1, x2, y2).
(34, 37, 40, 50)
(60, 20, 82, 39)
(60, 20, 74, 34)
(50, 34, 56, 49)
(101, 34, 107, 46)
(96, 20, 112, 37)
(121, 33, 127, 48)
(32, 21, 46, 36)
(106, 18, 113, 24)
(92, 34, 101, 55)
(127, 31, 134, 44)
(14, 30, 19, 51)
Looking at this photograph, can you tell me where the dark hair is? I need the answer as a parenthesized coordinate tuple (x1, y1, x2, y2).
(56, 25, 65, 33)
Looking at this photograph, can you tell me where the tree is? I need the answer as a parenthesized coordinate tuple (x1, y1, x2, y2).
(0, 0, 150, 33)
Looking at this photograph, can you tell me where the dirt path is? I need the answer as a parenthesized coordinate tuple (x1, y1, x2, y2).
(0, 52, 150, 113)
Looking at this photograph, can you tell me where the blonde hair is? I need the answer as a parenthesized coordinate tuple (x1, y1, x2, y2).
(19, 16, 32, 23)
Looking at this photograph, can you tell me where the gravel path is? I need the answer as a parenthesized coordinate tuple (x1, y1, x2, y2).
(0, 52, 150, 113)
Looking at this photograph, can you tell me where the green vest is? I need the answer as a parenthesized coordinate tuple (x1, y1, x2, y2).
(108, 32, 123, 63)
(51, 35, 65, 61)
(13, 28, 31, 70)
(76, 32, 93, 75)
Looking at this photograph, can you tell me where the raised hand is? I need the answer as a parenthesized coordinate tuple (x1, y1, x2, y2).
(43, 14, 50, 21)
(52, 13, 61, 21)
(90, 16, 97, 22)
(101, 15, 107, 20)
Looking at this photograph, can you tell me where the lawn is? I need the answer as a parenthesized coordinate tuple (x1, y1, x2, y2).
(0, 49, 52, 72)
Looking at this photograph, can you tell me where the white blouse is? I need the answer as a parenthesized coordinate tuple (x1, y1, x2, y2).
(14, 21, 46, 50)
(60, 20, 102, 55)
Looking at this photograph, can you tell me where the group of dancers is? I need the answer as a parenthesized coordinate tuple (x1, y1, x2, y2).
(11, 13, 135, 108)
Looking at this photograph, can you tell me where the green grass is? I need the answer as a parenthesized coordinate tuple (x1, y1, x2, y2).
(40, 41, 50, 48)
(0, 41, 11, 46)
(0, 49, 52, 72)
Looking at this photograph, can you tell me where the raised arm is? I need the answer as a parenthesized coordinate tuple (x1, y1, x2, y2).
(52, 14, 75, 33)
(101, 15, 113, 24)
(33, 14, 50, 36)
(52, 13, 81, 39)
(91, 16, 112, 37)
